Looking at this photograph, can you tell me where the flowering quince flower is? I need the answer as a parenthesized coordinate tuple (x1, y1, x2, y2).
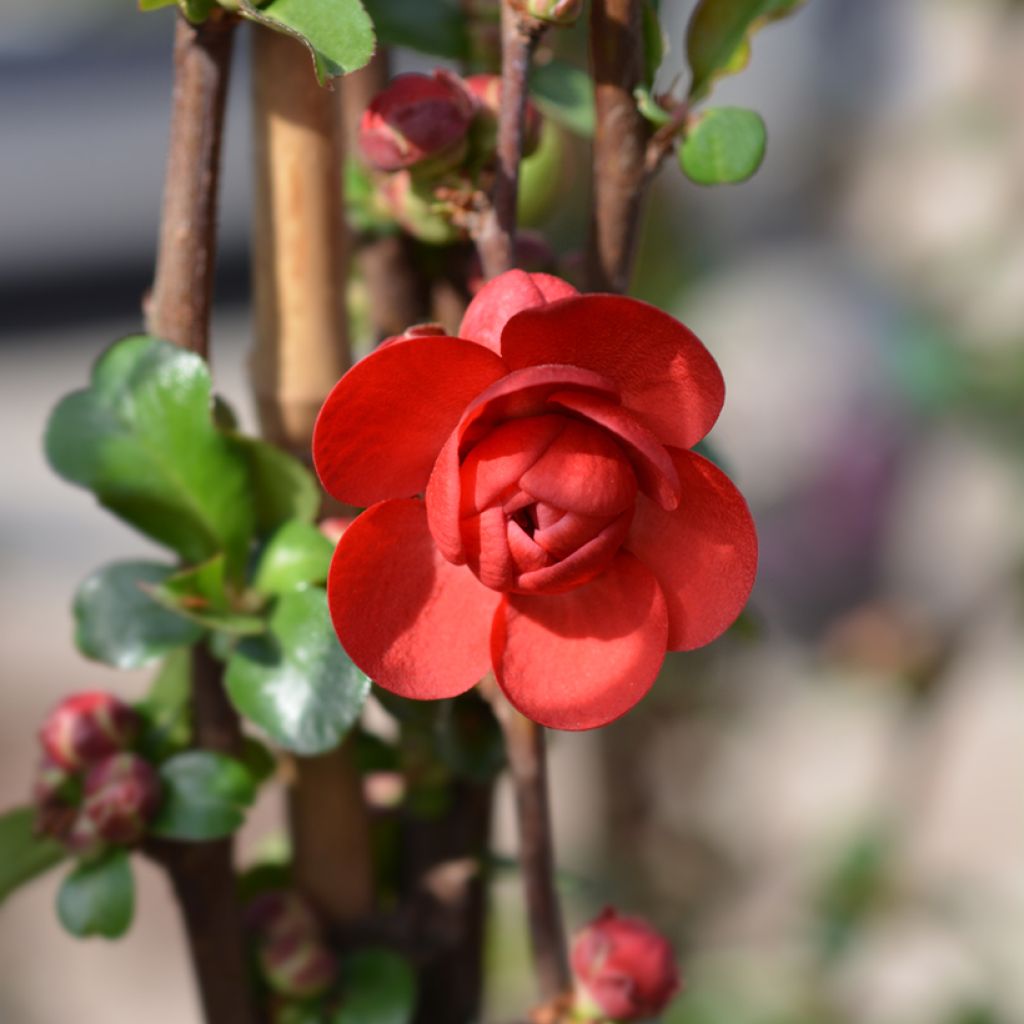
(312, 270, 757, 730)
(570, 908, 680, 1021)
(39, 691, 140, 771)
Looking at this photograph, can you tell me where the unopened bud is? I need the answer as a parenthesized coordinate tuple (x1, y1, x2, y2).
(378, 172, 465, 246)
(39, 691, 140, 771)
(32, 755, 79, 843)
(359, 71, 475, 175)
(463, 74, 542, 160)
(522, 0, 583, 24)
(81, 752, 161, 846)
(570, 908, 681, 1022)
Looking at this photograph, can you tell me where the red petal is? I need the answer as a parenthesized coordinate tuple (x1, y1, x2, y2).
(328, 499, 501, 699)
(501, 295, 724, 449)
(459, 270, 579, 354)
(492, 554, 668, 730)
(313, 337, 506, 507)
(547, 390, 681, 510)
(626, 449, 757, 651)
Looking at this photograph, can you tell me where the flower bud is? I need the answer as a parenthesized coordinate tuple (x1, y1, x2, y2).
(39, 691, 140, 771)
(359, 72, 476, 174)
(522, 0, 583, 24)
(377, 172, 465, 246)
(32, 755, 80, 843)
(463, 74, 542, 160)
(81, 752, 162, 846)
(570, 908, 681, 1022)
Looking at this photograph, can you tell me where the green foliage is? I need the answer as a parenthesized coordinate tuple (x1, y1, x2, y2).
(57, 850, 135, 940)
(148, 555, 267, 636)
(531, 60, 595, 137)
(363, 0, 468, 59)
(332, 949, 417, 1024)
(226, 588, 370, 755)
(74, 560, 204, 669)
(239, 0, 376, 82)
(0, 808, 66, 905)
(254, 520, 334, 596)
(634, 86, 674, 128)
(679, 107, 766, 185)
(686, 0, 806, 99)
(137, 650, 193, 759)
(45, 335, 253, 582)
(151, 751, 258, 841)
(642, 0, 667, 86)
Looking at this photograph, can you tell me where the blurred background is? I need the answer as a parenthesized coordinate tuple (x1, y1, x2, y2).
(3, 0, 1024, 1021)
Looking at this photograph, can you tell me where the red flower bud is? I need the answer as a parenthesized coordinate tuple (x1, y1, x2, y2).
(463, 74, 542, 159)
(81, 752, 162, 846)
(359, 71, 476, 174)
(39, 691, 140, 771)
(570, 908, 681, 1021)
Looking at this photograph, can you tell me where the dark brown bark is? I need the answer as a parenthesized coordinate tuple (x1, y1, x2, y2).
(586, 0, 650, 293)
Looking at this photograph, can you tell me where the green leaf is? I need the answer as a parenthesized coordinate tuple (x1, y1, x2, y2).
(332, 949, 416, 1024)
(137, 650, 193, 759)
(151, 751, 257, 841)
(226, 588, 370, 756)
(254, 520, 334, 596)
(44, 335, 253, 581)
(138, 0, 177, 10)
(642, 0, 667, 86)
(239, 0, 375, 83)
(146, 555, 267, 636)
(634, 86, 674, 127)
(228, 434, 321, 537)
(531, 60, 595, 137)
(0, 808, 65, 904)
(74, 561, 204, 669)
(686, 0, 805, 99)
(57, 850, 134, 940)
(679, 107, 766, 185)
(363, 0, 468, 59)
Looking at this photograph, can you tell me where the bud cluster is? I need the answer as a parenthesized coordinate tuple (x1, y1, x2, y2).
(246, 890, 339, 1001)
(32, 692, 161, 855)
(355, 70, 544, 245)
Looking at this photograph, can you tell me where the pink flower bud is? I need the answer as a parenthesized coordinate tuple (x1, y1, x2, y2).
(463, 74, 542, 159)
(359, 72, 476, 174)
(246, 890, 321, 944)
(570, 908, 681, 1022)
(39, 691, 140, 771)
(81, 752, 161, 846)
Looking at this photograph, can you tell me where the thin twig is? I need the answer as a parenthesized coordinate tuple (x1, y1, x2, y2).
(488, 691, 571, 1002)
(586, 0, 650, 294)
(474, 3, 545, 279)
(145, 13, 256, 1024)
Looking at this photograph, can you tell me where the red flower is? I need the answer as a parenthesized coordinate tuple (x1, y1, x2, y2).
(570, 908, 681, 1021)
(313, 270, 757, 730)
(39, 691, 140, 771)
(358, 71, 476, 174)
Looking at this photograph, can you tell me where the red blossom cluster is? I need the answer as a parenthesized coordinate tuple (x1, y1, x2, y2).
(314, 270, 757, 730)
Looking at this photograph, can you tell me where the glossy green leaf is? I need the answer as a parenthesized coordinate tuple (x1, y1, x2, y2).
(240, 0, 375, 83)
(642, 0, 667, 85)
(679, 107, 766, 185)
(57, 850, 134, 940)
(74, 560, 203, 669)
(332, 949, 416, 1024)
(531, 60, 595, 137)
(686, 0, 805, 98)
(151, 751, 257, 841)
(363, 0, 468, 59)
(137, 650, 192, 759)
(254, 520, 334, 596)
(227, 434, 321, 537)
(44, 335, 253, 580)
(0, 808, 65, 904)
(226, 588, 370, 756)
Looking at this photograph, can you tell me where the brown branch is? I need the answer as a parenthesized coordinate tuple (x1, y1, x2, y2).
(474, 3, 545, 279)
(488, 692, 571, 1002)
(586, 0, 650, 294)
(145, 14, 256, 1024)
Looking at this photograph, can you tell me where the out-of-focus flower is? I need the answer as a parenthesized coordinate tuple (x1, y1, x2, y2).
(81, 752, 162, 846)
(463, 73, 543, 158)
(39, 691, 140, 771)
(570, 908, 681, 1021)
(313, 270, 757, 730)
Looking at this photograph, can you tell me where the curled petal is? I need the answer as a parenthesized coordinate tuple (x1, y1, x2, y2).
(492, 554, 668, 729)
(314, 337, 506, 507)
(627, 449, 757, 651)
(501, 295, 724, 449)
(328, 499, 501, 699)
(462, 505, 516, 590)
(459, 269, 579, 354)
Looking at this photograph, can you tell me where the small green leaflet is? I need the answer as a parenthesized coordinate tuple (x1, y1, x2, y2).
(151, 751, 258, 841)
(57, 850, 135, 940)
(0, 808, 65, 905)
(679, 107, 766, 185)
(253, 519, 334, 596)
(332, 949, 417, 1024)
